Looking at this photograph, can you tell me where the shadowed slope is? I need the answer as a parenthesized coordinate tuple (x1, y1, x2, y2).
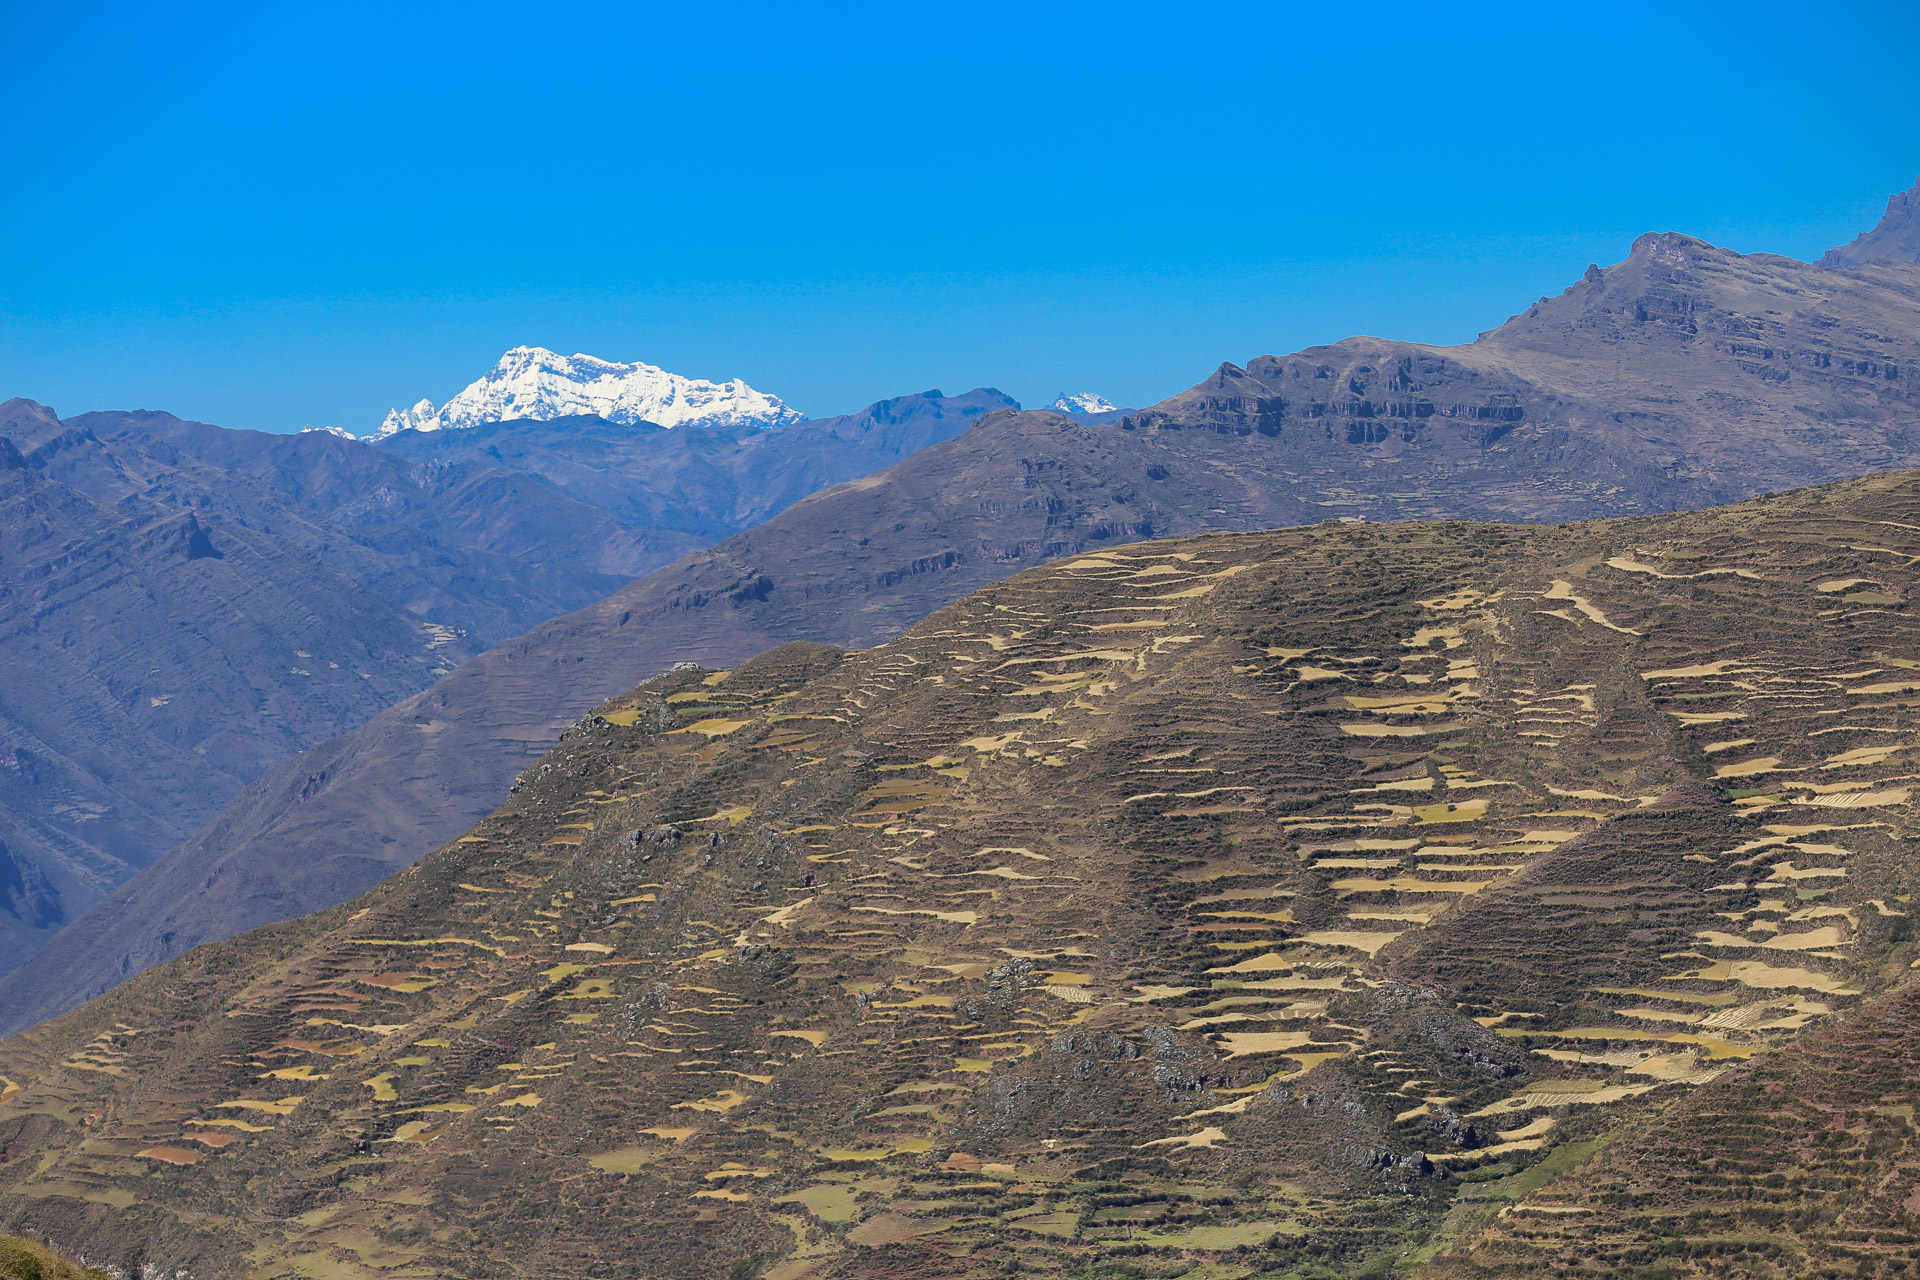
(0, 407, 1305, 1032)
(0, 444, 462, 976)
(13, 403, 673, 644)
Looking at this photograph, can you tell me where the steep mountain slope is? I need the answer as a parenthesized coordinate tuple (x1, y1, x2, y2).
(1427, 981, 1920, 1277)
(2, 467, 1917, 1278)
(377, 388, 1018, 539)
(0, 439, 459, 978)
(0, 390, 1016, 1001)
(13, 185, 1920, 1033)
(376, 346, 803, 436)
(0, 407, 1297, 1032)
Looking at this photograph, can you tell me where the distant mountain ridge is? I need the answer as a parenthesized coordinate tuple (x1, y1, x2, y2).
(376, 387, 1018, 541)
(0, 402, 465, 978)
(376, 345, 804, 437)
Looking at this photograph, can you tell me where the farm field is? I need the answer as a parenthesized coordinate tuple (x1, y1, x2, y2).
(2, 466, 1920, 1278)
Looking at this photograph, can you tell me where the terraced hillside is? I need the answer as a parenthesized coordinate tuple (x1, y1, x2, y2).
(4, 467, 1920, 1279)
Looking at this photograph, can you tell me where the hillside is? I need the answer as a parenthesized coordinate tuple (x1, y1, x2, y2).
(0, 465, 1916, 1277)
(0, 406, 1286, 1032)
(9, 183, 1920, 1032)
(0, 391, 1006, 1002)
(0, 1236, 109, 1280)
(0, 437, 462, 977)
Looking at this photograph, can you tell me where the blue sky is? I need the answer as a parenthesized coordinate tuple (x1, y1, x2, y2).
(3, 0, 1918, 432)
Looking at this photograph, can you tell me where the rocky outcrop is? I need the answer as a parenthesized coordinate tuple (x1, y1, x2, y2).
(1820, 174, 1920, 267)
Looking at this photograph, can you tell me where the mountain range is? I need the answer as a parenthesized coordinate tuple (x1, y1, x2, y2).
(4, 180, 1919, 1037)
(0, 389, 1014, 989)
(1, 458, 1917, 1278)
(0, 422, 464, 979)
(0, 182, 1912, 1258)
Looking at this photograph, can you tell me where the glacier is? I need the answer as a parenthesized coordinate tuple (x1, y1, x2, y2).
(376, 346, 803, 438)
(1048, 391, 1119, 416)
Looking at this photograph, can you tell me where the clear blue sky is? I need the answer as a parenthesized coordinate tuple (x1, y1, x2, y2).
(4, 0, 1918, 432)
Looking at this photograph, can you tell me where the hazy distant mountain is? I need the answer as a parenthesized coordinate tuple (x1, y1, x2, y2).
(0, 415, 462, 977)
(1820, 173, 1920, 267)
(378, 387, 1019, 541)
(375, 345, 804, 437)
(16, 404, 678, 644)
(11, 182, 1920, 1032)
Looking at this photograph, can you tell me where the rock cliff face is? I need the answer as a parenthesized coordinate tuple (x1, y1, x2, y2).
(1132, 226, 1920, 520)
(4, 465, 1920, 1278)
(1820, 173, 1920, 267)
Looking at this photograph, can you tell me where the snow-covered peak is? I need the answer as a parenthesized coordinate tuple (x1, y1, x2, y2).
(374, 346, 803, 438)
(300, 424, 360, 439)
(378, 399, 436, 438)
(1049, 392, 1119, 416)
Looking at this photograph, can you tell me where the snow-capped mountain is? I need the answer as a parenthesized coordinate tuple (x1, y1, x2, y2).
(379, 400, 437, 437)
(375, 346, 804, 438)
(300, 424, 357, 439)
(1049, 391, 1119, 416)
